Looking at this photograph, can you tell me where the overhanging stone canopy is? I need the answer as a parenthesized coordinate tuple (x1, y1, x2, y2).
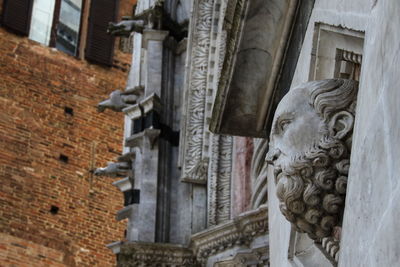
(210, 0, 315, 138)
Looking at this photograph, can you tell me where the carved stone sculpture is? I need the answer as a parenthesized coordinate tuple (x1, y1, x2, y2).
(107, 19, 145, 36)
(97, 89, 139, 112)
(93, 162, 131, 177)
(266, 79, 358, 240)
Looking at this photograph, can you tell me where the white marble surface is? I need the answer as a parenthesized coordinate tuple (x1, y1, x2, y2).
(339, 0, 400, 266)
(269, 0, 400, 266)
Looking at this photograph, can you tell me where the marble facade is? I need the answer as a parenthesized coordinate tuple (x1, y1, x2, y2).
(94, 0, 400, 266)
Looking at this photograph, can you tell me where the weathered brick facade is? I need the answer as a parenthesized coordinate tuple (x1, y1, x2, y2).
(0, 1, 136, 266)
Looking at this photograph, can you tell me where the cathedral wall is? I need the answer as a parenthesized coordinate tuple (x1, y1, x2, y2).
(339, 0, 400, 266)
(269, 0, 374, 266)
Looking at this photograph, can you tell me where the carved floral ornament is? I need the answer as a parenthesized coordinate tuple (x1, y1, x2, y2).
(266, 79, 358, 241)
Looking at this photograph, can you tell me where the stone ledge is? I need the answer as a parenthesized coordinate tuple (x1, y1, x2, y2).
(190, 205, 268, 263)
(117, 242, 199, 267)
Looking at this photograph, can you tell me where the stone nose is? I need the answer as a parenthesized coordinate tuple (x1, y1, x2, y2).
(266, 147, 281, 164)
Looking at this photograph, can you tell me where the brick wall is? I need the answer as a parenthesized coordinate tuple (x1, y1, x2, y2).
(0, 1, 136, 266)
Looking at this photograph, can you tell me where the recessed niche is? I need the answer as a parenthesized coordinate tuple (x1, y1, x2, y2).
(64, 107, 74, 116)
(50, 205, 59, 215)
(59, 154, 69, 163)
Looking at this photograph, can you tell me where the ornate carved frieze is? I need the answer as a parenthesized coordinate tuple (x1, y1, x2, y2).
(117, 242, 199, 267)
(266, 79, 358, 242)
(180, 0, 215, 183)
(180, 0, 234, 227)
(190, 205, 268, 264)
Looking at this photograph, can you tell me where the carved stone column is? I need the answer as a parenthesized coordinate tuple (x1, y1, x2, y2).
(142, 29, 169, 97)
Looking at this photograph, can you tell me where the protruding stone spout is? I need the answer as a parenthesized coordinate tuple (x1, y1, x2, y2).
(97, 90, 138, 112)
(108, 19, 145, 36)
(93, 162, 130, 177)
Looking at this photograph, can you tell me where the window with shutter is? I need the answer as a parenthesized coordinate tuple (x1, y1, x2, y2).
(1, 0, 34, 36)
(85, 0, 119, 66)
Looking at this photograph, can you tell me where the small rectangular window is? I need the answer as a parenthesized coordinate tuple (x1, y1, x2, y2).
(28, 0, 82, 56)
(55, 0, 83, 56)
(2, 0, 119, 65)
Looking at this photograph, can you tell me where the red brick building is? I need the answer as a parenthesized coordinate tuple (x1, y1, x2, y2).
(0, 0, 136, 266)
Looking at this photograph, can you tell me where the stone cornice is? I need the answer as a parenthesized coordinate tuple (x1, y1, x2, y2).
(190, 205, 268, 263)
(117, 242, 199, 267)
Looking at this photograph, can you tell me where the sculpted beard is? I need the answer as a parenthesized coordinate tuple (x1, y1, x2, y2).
(274, 135, 350, 240)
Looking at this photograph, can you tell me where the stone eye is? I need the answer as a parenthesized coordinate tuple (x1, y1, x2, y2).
(279, 119, 291, 132)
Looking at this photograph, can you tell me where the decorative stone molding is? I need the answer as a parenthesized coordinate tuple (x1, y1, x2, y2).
(190, 205, 268, 264)
(106, 241, 123, 254)
(123, 104, 143, 120)
(180, 0, 234, 228)
(208, 135, 233, 226)
(112, 177, 132, 192)
(125, 129, 161, 150)
(250, 138, 269, 208)
(140, 93, 162, 115)
(116, 205, 137, 221)
(181, 159, 209, 184)
(180, 0, 215, 183)
(214, 247, 269, 266)
(117, 242, 199, 267)
(266, 79, 358, 241)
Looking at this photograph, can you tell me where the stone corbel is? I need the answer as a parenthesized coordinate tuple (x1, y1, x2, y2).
(141, 29, 169, 48)
(190, 205, 268, 264)
(181, 158, 209, 185)
(124, 85, 145, 96)
(132, 0, 164, 30)
(125, 128, 161, 150)
(140, 93, 162, 115)
(106, 241, 123, 255)
(112, 177, 132, 193)
(116, 204, 137, 221)
(123, 103, 143, 120)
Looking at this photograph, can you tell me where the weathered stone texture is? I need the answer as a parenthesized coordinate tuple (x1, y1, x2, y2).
(339, 0, 400, 266)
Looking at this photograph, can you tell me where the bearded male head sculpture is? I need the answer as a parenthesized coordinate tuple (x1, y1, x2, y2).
(266, 79, 358, 241)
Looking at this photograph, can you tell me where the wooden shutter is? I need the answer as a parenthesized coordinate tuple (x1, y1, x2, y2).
(1, 0, 34, 35)
(85, 0, 119, 66)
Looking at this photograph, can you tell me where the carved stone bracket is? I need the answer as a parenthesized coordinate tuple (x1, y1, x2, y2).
(116, 204, 137, 221)
(190, 205, 268, 264)
(117, 242, 199, 267)
(125, 128, 161, 150)
(112, 177, 132, 192)
(140, 93, 162, 115)
(106, 241, 123, 254)
(123, 103, 143, 120)
(181, 159, 209, 184)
